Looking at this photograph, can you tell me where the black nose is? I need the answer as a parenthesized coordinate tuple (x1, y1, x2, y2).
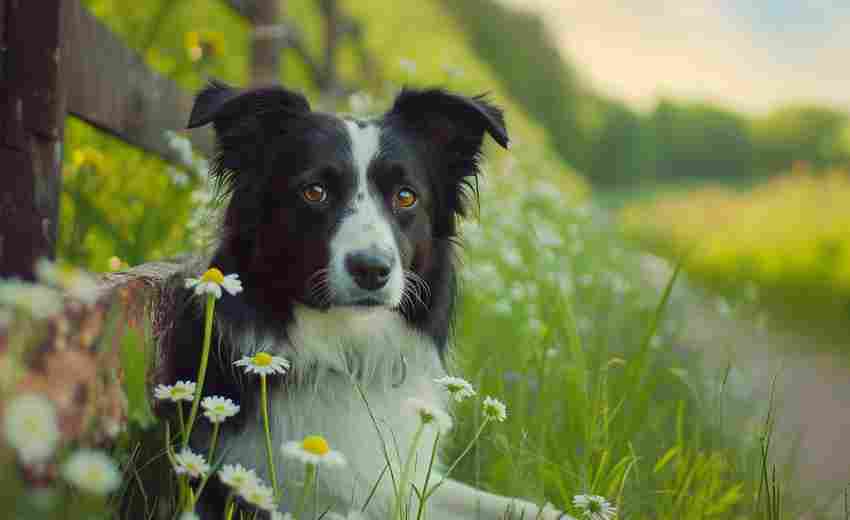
(345, 251, 393, 291)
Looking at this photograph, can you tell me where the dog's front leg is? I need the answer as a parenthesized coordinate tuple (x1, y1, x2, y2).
(425, 477, 573, 520)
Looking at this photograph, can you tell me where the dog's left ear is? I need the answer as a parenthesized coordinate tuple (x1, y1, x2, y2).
(388, 88, 509, 157)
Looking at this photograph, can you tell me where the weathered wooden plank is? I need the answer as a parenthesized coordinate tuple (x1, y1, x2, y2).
(0, 0, 65, 279)
(250, 0, 282, 86)
(62, 0, 214, 162)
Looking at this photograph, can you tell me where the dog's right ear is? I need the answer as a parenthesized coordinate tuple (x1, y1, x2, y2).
(187, 79, 311, 171)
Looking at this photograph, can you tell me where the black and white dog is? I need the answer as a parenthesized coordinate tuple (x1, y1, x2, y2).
(163, 81, 563, 519)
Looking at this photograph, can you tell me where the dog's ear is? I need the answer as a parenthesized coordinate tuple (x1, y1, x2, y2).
(388, 88, 509, 154)
(388, 88, 509, 225)
(187, 79, 311, 172)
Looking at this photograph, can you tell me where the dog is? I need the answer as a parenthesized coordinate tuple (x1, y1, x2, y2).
(162, 80, 564, 519)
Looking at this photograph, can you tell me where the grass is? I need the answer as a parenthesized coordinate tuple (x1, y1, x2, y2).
(619, 168, 850, 346)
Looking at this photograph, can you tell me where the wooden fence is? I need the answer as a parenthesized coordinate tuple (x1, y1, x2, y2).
(0, 0, 375, 280)
(0, 0, 378, 462)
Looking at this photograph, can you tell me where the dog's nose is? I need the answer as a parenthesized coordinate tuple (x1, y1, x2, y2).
(345, 251, 393, 290)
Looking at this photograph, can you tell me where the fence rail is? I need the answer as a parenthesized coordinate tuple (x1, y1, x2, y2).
(1, 0, 377, 280)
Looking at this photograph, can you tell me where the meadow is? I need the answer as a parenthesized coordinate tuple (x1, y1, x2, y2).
(620, 167, 850, 343)
(0, 0, 833, 518)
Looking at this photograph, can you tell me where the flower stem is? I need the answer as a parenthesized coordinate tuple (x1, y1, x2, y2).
(415, 431, 441, 520)
(223, 494, 235, 520)
(395, 421, 426, 520)
(190, 422, 221, 506)
(260, 374, 280, 499)
(176, 402, 186, 442)
(295, 463, 317, 519)
(425, 418, 490, 501)
(184, 294, 216, 448)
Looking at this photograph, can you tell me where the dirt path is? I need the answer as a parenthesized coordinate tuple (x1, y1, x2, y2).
(640, 255, 850, 516)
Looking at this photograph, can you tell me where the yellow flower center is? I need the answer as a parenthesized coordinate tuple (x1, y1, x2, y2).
(201, 268, 225, 285)
(253, 352, 273, 367)
(302, 435, 330, 456)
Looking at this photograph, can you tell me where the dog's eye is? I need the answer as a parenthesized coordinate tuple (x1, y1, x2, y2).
(395, 187, 417, 209)
(302, 183, 328, 204)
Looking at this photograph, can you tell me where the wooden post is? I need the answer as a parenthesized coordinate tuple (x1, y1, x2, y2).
(0, 0, 67, 280)
(250, 0, 283, 86)
(319, 0, 339, 96)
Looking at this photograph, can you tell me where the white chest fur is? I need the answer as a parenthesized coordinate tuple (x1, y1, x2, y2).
(220, 307, 449, 518)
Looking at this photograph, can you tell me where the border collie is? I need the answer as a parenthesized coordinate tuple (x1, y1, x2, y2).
(162, 80, 564, 519)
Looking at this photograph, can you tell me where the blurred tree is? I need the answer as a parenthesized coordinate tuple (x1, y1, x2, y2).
(751, 105, 850, 175)
(650, 100, 753, 182)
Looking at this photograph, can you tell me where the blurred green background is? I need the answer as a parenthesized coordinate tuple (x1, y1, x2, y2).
(54, 0, 850, 518)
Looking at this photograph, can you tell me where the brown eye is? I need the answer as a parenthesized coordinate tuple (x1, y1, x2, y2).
(302, 183, 327, 203)
(395, 187, 417, 209)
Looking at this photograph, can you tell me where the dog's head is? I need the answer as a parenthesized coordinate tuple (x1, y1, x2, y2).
(188, 81, 508, 316)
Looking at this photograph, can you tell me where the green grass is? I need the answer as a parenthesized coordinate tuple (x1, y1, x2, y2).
(0, 0, 822, 518)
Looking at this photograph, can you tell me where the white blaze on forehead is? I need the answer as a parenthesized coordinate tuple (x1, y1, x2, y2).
(345, 120, 381, 186)
(328, 120, 404, 305)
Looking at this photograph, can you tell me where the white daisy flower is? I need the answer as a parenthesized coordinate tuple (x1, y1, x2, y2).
(282, 435, 347, 468)
(234, 352, 290, 377)
(240, 480, 276, 511)
(482, 396, 507, 423)
(184, 267, 243, 299)
(0, 279, 63, 320)
(173, 448, 210, 479)
(434, 376, 476, 402)
(218, 463, 259, 494)
(35, 258, 100, 304)
(62, 449, 121, 495)
(154, 381, 196, 403)
(572, 494, 616, 520)
(404, 398, 453, 432)
(3, 393, 60, 464)
(201, 396, 240, 424)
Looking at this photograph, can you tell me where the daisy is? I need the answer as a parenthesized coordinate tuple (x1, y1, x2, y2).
(282, 435, 347, 468)
(154, 381, 196, 402)
(234, 352, 290, 377)
(482, 396, 508, 423)
(201, 396, 240, 424)
(35, 258, 99, 304)
(240, 480, 276, 511)
(218, 463, 259, 494)
(404, 398, 453, 432)
(572, 494, 616, 520)
(173, 448, 210, 479)
(62, 449, 122, 495)
(3, 393, 60, 464)
(434, 376, 476, 402)
(0, 279, 63, 320)
(185, 267, 243, 299)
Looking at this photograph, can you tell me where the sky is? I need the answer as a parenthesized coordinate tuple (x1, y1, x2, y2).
(499, 0, 850, 114)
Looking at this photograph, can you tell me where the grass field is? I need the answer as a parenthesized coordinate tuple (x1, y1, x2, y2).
(620, 168, 850, 342)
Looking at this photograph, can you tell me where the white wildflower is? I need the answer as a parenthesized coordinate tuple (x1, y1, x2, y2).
(218, 463, 259, 494)
(572, 494, 616, 520)
(201, 396, 240, 424)
(173, 448, 210, 479)
(3, 393, 60, 464)
(240, 480, 276, 511)
(282, 435, 347, 468)
(154, 381, 196, 403)
(0, 278, 63, 320)
(184, 267, 243, 299)
(234, 352, 290, 377)
(482, 396, 507, 423)
(62, 450, 121, 495)
(434, 376, 476, 402)
(404, 398, 453, 432)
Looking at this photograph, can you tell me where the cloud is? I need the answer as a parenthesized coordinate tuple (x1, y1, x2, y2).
(500, 0, 850, 113)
